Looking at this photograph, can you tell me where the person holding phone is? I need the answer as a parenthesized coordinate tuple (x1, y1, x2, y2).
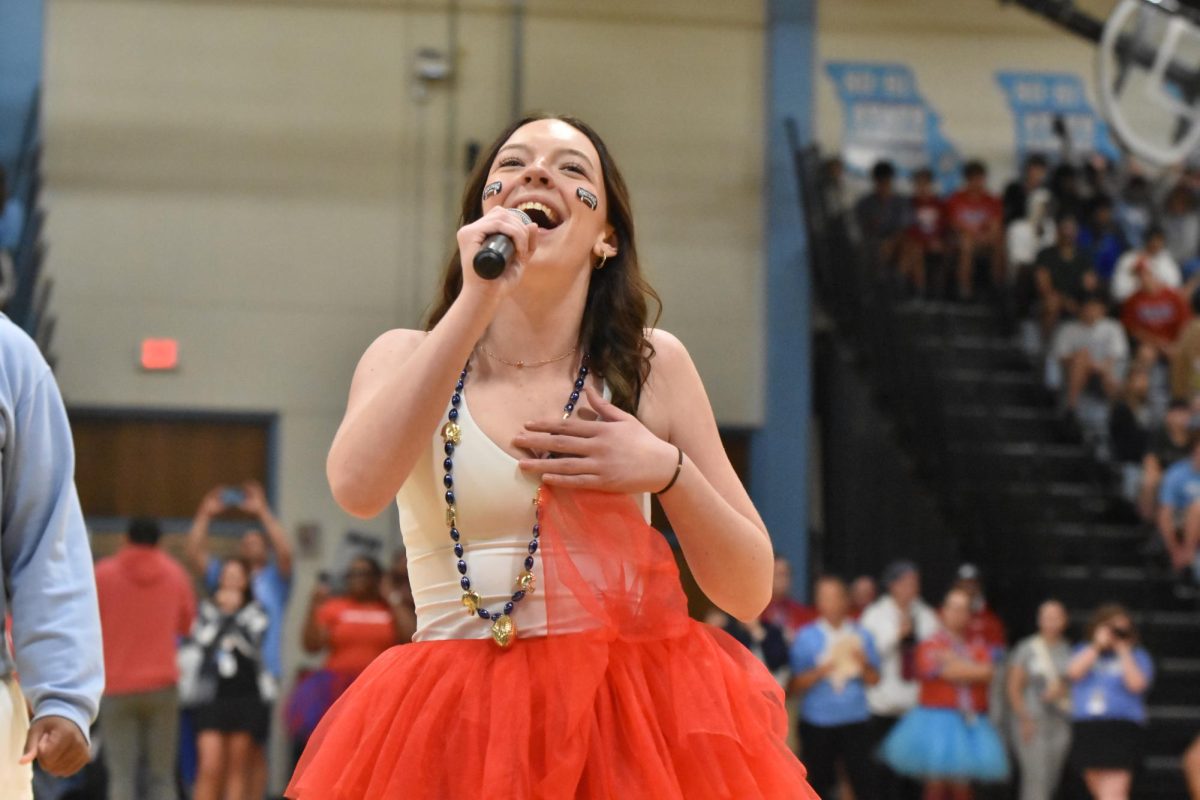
(184, 558, 274, 800)
(185, 481, 292, 798)
(1065, 604, 1153, 800)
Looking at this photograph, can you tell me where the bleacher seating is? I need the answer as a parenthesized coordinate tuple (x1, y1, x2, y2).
(793, 138, 1200, 799)
(6, 89, 54, 359)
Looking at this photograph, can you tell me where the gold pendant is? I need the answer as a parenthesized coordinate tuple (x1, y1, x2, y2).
(516, 570, 536, 594)
(490, 613, 516, 647)
(445, 506, 457, 527)
(461, 590, 482, 616)
(441, 421, 462, 446)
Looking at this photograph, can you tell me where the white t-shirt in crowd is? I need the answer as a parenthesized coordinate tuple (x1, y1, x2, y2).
(1110, 249, 1181, 302)
(858, 594, 939, 717)
(1051, 317, 1129, 366)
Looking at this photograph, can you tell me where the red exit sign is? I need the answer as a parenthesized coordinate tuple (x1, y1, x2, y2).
(140, 338, 179, 371)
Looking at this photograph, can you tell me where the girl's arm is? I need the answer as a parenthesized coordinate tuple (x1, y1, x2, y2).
(328, 210, 536, 518)
(1007, 660, 1031, 722)
(514, 331, 774, 620)
(940, 656, 994, 684)
(645, 333, 774, 620)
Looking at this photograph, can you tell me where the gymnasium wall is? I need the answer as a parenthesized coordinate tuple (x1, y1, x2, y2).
(42, 0, 765, 546)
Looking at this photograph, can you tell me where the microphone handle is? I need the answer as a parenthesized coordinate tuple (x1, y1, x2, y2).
(471, 207, 533, 280)
(473, 235, 514, 280)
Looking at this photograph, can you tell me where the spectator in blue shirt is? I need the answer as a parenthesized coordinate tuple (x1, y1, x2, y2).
(185, 481, 292, 800)
(1156, 431, 1200, 578)
(1065, 604, 1153, 800)
(1078, 195, 1129, 286)
(788, 575, 881, 800)
(0, 313, 104, 795)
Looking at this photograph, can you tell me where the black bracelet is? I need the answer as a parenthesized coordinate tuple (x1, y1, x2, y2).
(656, 446, 684, 495)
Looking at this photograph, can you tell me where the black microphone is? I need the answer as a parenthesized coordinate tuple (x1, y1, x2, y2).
(473, 208, 533, 280)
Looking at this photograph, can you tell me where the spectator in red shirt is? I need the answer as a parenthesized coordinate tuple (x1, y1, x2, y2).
(953, 563, 1007, 652)
(304, 557, 406, 674)
(880, 587, 1010, 799)
(761, 555, 817, 640)
(900, 167, 947, 296)
(947, 160, 1005, 301)
(95, 517, 197, 800)
(288, 556, 412, 763)
(1120, 262, 1191, 366)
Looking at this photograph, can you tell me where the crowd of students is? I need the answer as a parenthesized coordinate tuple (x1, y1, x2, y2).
(840, 152, 1200, 589)
(69, 484, 417, 800)
(720, 557, 1174, 800)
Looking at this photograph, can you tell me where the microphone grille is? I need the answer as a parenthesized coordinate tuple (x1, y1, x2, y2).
(507, 208, 533, 225)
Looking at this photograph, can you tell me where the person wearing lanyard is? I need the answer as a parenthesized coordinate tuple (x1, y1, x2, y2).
(1006, 599, 1073, 800)
(1065, 604, 1153, 800)
(880, 586, 1010, 800)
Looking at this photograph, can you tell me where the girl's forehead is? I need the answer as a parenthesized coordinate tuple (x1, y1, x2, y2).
(501, 119, 600, 163)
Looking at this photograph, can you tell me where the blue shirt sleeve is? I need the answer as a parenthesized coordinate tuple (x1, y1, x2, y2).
(1135, 648, 1155, 688)
(790, 626, 819, 674)
(1, 366, 103, 740)
(264, 560, 292, 602)
(1159, 463, 1183, 508)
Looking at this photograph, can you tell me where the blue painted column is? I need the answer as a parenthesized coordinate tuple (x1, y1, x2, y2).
(751, 0, 816, 601)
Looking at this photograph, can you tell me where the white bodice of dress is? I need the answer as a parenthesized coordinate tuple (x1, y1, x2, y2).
(397, 383, 650, 642)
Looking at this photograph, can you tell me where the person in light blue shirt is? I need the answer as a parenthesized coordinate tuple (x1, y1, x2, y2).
(1065, 604, 1153, 800)
(789, 575, 880, 800)
(0, 313, 103, 795)
(1156, 432, 1200, 577)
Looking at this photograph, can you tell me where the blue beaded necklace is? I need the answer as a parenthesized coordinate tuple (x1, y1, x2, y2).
(439, 355, 590, 647)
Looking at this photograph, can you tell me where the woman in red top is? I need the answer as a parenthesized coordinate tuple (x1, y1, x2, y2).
(303, 557, 411, 673)
(286, 557, 413, 763)
(881, 586, 1009, 800)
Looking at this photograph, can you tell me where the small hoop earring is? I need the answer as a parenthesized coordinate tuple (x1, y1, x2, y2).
(594, 253, 608, 271)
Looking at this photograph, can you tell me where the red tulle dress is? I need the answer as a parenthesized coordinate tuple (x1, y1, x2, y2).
(288, 392, 816, 799)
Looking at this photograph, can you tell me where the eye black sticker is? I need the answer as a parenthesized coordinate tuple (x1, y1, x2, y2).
(483, 181, 502, 201)
(576, 187, 598, 211)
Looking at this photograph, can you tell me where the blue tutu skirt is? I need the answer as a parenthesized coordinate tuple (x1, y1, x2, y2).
(880, 707, 1010, 782)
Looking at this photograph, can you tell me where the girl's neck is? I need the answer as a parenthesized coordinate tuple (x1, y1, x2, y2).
(479, 269, 589, 366)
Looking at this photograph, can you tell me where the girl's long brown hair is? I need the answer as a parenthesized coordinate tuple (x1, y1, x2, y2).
(424, 114, 661, 414)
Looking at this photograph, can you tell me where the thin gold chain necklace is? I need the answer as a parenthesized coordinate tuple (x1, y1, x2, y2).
(478, 343, 577, 369)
